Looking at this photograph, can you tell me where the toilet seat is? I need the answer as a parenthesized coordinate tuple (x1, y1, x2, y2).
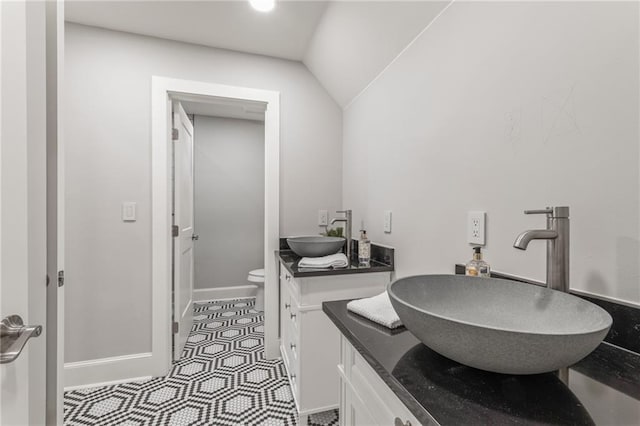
(248, 268, 264, 283)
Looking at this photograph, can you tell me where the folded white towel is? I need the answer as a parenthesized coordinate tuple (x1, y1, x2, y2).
(347, 291, 403, 329)
(298, 253, 349, 269)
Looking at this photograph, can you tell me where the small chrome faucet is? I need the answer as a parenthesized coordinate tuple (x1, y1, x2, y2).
(513, 206, 570, 293)
(330, 209, 352, 263)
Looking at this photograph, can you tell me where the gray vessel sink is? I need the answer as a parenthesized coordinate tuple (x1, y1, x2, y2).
(286, 236, 346, 258)
(388, 275, 612, 375)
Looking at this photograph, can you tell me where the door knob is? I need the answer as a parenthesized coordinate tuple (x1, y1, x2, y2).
(1, 315, 42, 364)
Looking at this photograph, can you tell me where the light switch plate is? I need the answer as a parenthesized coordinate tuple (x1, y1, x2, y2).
(318, 210, 328, 226)
(122, 202, 137, 222)
(467, 211, 485, 245)
(384, 210, 392, 233)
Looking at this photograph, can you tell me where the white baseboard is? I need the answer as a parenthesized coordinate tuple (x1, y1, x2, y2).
(193, 285, 257, 303)
(64, 352, 156, 390)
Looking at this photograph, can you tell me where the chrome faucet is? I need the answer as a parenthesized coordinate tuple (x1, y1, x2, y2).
(513, 206, 570, 293)
(330, 209, 352, 263)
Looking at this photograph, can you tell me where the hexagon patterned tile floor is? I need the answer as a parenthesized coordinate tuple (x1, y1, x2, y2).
(64, 298, 339, 426)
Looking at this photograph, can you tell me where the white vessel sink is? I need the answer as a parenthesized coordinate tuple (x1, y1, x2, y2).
(388, 275, 612, 375)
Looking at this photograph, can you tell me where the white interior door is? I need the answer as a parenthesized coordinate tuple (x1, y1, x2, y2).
(172, 101, 195, 361)
(0, 1, 49, 424)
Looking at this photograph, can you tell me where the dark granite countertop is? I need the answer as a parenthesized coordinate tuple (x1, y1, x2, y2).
(323, 299, 640, 425)
(276, 244, 394, 278)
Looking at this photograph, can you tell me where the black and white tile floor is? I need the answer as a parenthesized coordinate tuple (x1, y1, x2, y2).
(64, 298, 339, 426)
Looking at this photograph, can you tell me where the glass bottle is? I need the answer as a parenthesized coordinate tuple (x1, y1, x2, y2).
(358, 230, 371, 267)
(465, 247, 490, 277)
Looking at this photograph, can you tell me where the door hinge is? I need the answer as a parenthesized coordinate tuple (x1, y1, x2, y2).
(172, 128, 179, 140)
(172, 322, 179, 333)
(58, 270, 64, 287)
(172, 225, 179, 237)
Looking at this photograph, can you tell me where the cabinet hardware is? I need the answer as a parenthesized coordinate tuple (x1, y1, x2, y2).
(284, 303, 290, 310)
(394, 418, 412, 426)
(290, 313, 296, 320)
(290, 343, 296, 350)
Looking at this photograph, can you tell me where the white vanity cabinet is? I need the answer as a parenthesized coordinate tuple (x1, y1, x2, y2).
(279, 263, 390, 419)
(338, 335, 435, 426)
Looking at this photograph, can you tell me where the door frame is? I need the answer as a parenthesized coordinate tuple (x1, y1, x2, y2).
(150, 77, 280, 376)
(1, 0, 63, 423)
(45, 0, 65, 423)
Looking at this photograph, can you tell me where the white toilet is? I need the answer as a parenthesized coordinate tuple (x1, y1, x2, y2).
(247, 268, 265, 311)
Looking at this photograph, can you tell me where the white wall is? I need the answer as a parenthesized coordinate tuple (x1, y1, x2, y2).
(343, 1, 640, 304)
(193, 115, 264, 290)
(64, 23, 342, 363)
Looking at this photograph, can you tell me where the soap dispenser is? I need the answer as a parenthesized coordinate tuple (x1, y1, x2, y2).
(358, 229, 371, 267)
(465, 247, 490, 277)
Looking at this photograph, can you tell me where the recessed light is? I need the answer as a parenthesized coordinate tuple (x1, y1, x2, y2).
(249, 0, 275, 13)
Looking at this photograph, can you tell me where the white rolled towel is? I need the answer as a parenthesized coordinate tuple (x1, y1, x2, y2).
(347, 291, 403, 329)
(298, 253, 349, 269)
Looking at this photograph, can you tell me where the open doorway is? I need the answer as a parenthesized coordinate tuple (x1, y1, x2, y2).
(151, 77, 280, 375)
(188, 109, 266, 305)
(171, 99, 266, 360)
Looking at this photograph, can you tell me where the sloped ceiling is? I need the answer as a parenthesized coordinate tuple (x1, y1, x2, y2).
(303, 1, 451, 107)
(65, 0, 329, 61)
(65, 0, 451, 107)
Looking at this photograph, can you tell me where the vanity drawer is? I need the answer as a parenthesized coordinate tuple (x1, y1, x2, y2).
(280, 274, 300, 334)
(281, 341, 301, 406)
(281, 324, 301, 405)
(282, 285, 300, 331)
(287, 299, 299, 331)
(280, 266, 300, 304)
(285, 320, 300, 364)
(289, 368, 300, 402)
(283, 271, 301, 303)
(280, 283, 290, 312)
(280, 282, 290, 340)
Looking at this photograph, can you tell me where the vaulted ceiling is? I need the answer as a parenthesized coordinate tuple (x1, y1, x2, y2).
(65, 0, 450, 107)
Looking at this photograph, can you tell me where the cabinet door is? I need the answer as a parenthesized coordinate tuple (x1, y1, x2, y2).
(341, 336, 428, 426)
(346, 380, 377, 426)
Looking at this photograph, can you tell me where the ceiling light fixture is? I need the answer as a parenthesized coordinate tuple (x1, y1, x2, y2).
(249, 0, 275, 13)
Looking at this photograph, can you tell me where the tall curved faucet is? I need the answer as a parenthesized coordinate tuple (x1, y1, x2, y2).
(330, 210, 352, 264)
(513, 207, 570, 293)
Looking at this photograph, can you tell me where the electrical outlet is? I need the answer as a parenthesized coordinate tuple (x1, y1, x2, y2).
(384, 210, 392, 233)
(318, 210, 328, 226)
(467, 211, 485, 245)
